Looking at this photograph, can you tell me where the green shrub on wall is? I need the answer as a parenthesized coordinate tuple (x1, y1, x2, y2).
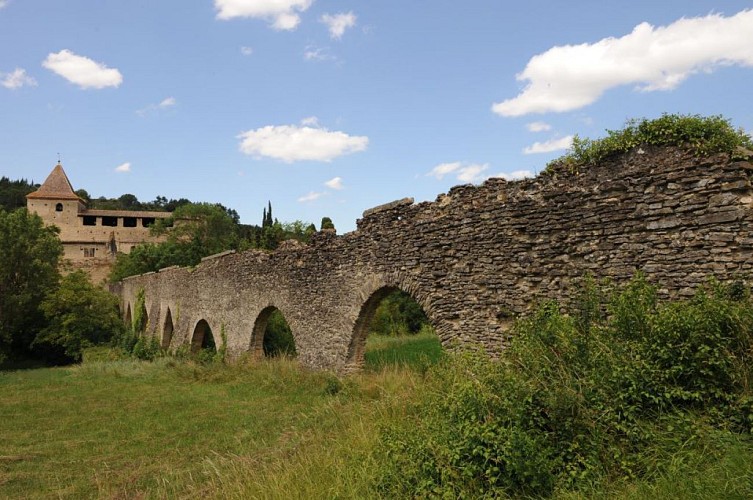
(547, 114, 753, 173)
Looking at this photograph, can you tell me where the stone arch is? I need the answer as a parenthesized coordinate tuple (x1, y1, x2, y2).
(345, 282, 436, 371)
(161, 308, 174, 349)
(249, 306, 296, 358)
(124, 303, 132, 328)
(191, 319, 215, 353)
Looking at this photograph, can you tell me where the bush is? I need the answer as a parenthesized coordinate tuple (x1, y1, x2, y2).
(547, 114, 753, 173)
(375, 274, 753, 498)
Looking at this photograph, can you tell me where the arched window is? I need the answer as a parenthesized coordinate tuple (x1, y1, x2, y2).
(55, 203, 63, 212)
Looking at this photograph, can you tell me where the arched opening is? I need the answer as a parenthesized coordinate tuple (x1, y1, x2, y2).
(55, 203, 63, 212)
(347, 286, 441, 372)
(191, 319, 216, 354)
(250, 306, 297, 358)
(124, 303, 132, 328)
(161, 308, 174, 349)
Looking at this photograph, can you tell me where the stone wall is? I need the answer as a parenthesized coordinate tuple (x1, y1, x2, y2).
(116, 146, 753, 371)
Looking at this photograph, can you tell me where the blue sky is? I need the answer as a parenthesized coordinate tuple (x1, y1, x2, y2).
(1, 1, 752, 232)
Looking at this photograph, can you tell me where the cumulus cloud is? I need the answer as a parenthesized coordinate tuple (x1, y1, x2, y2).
(526, 121, 551, 132)
(1, 68, 37, 89)
(523, 136, 573, 155)
(490, 170, 533, 181)
(493, 9, 753, 116)
(42, 50, 122, 89)
(240, 46, 253, 56)
(114, 162, 131, 173)
(159, 97, 176, 108)
(325, 176, 344, 190)
(429, 162, 534, 184)
(304, 45, 335, 62)
(427, 162, 490, 183)
(137, 96, 177, 116)
(214, 0, 312, 30)
(237, 124, 368, 162)
(300, 116, 319, 126)
(298, 191, 326, 202)
(321, 12, 356, 39)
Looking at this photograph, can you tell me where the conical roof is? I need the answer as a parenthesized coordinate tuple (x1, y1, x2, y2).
(26, 163, 83, 201)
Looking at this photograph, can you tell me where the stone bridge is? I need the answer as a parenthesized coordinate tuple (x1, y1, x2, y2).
(113, 146, 753, 371)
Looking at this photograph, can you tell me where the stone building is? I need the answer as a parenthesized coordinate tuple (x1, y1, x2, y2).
(26, 163, 170, 281)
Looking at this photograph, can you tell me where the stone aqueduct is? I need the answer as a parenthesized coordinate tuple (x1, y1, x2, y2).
(113, 146, 753, 371)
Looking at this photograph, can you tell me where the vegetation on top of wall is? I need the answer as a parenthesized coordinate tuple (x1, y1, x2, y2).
(546, 114, 753, 174)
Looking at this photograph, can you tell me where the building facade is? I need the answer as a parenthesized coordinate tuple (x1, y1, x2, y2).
(26, 163, 170, 281)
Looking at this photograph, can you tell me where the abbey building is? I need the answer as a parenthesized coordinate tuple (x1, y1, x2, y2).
(26, 163, 169, 281)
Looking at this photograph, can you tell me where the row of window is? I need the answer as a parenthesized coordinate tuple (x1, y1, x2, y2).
(81, 216, 157, 228)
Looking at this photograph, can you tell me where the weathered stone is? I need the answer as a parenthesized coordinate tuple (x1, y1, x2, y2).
(115, 146, 753, 372)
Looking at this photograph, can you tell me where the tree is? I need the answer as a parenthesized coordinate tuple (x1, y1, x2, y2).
(320, 216, 335, 232)
(109, 203, 239, 281)
(0, 209, 62, 362)
(34, 271, 123, 362)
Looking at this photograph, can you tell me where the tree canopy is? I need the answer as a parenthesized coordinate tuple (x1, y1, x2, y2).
(0, 209, 62, 363)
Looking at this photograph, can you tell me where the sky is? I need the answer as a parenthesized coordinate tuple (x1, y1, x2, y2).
(1, 1, 752, 232)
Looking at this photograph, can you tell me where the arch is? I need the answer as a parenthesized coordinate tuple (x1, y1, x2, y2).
(161, 308, 174, 349)
(124, 303, 132, 328)
(191, 319, 215, 354)
(249, 306, 297, 358)
(345, 284, 437, 371)
(55, 203, 63, 212)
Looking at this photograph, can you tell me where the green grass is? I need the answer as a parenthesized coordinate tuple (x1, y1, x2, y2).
(364, 330, 444, 371)
(1, 332, 751, 498)
(0, 336, 435, 499)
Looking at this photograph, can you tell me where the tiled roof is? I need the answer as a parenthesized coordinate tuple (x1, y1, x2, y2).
(26, 163, 83, 201)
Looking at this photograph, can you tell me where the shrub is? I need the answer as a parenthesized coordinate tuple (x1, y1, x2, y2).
(376, 274, 753, 497)
(546, 114, 753, 173)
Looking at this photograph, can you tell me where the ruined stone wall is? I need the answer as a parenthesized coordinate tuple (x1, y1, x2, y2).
(118, 146, 753, 371)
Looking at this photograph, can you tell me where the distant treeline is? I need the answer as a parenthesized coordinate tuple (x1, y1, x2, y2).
(0, 177, 37, 212)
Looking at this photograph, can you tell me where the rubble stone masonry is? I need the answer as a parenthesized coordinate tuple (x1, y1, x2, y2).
(114, 146, 753, 371)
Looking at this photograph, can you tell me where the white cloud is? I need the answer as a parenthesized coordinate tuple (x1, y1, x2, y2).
(1, 68, 37, 89)
(0, 1, 8, 10)
(321, 12, 356, 40)
(237, 124, 368, 162)
(523, 135, 574, 154)
(427, 162, 462, 180)
(114, 162, 131, 173)
(137, 96, 177, 116)
(42, 49, 122, 89)
(457, 164, 489, 183)
(240, 46, 254, 56)
(300, 116, 319, 126)
(214, 0, 312, 30)
(490, 170, 533, 181)
(493, 9, 753, 116)
(298, 191, 326, 202)
(325, 176, 343, 190)
(304, 45, 335, 62)
(526, 121, 551, 132)
(427, 162, 490, 183)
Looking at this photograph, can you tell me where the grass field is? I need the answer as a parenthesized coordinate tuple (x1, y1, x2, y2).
(1, 331, 751, 499)
(0, 334, 441, 499)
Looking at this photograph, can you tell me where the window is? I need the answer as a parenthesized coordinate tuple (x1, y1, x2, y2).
(83, 248, 96, 258)
(102, 216, 118, 227)
(55, 203, 63, 212)
(82, 216, 96, 226)
(142, 217, 156, 228)
(123, 217, 137, 228)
